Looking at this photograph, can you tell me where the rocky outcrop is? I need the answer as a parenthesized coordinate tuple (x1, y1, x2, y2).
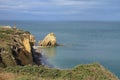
(0, 27, 36, 67)
(38, 33, 57, 47)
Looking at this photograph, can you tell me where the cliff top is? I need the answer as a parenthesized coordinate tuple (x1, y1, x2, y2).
(0, 63, 118, 80)
(0, 26, 30, 48)
(0, 26, 33, 67)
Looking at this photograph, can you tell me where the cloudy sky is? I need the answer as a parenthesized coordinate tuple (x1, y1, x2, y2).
(0, 0, 120, 21)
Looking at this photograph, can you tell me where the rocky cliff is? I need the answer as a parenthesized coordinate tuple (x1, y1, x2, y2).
(0, 27, 36, 67)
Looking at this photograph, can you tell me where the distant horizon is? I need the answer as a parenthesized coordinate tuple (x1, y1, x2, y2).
(0, 19, 120, 22)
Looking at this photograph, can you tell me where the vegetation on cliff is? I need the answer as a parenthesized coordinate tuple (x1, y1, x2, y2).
(0, 63, 118, 80)
(0, 27, 35, 67)
(0, 26, 118, 80)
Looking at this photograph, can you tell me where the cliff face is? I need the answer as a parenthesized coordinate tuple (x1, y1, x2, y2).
(22, 38, 31, 53)
(0, 27, 36, 67)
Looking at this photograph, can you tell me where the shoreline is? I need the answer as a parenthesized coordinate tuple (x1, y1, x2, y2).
(32, 46, 55, 68)
(0, 26, 119, 80)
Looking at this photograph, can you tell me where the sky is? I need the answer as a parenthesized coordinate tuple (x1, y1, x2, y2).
(0, 0, 120, 21)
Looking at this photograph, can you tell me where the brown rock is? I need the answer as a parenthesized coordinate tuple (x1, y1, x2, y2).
(29, 34, 36, 46)
(38, 33, 57, 47)
(22, 38, 31, 53)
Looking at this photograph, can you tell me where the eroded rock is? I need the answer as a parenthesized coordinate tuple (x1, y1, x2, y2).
(38, 33, 57, 47)
(0, 27, 35, 67)
(22, 38, 31, 53)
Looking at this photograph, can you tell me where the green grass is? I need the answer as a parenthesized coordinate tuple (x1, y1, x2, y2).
(4, 63, 118, 80)
(0, 27, 30, 48)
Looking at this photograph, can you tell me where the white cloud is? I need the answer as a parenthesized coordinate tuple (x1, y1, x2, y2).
(0, 0, 119, 16)
(51, 0, 97, 6)
(0, 0, 50, 10)
(23, 10, 81, 15)
(0, 0, 98, 10)
(0, 0, 94, 15)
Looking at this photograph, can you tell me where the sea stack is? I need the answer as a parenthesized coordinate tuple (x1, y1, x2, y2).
(38, 33, 57, 47)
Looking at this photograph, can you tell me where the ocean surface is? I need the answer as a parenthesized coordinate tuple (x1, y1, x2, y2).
(0, 20, 120, 78)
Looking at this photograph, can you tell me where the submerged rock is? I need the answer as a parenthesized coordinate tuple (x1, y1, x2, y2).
(38, 33, 57, 47)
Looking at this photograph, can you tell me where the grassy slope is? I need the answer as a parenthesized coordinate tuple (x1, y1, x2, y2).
(0, 27, 26, 49)
(0, 63, 118, 80)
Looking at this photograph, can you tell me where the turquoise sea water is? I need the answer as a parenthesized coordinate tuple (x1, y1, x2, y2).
(0, 21, 120, 78)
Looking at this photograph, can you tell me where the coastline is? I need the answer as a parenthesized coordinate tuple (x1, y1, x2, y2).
(32, 46, 55, 68)
(0, 26, 119, 80)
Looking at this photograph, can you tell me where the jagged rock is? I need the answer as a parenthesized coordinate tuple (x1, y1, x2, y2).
(0, 27, 34, 67)
(38, 33, 57, 47)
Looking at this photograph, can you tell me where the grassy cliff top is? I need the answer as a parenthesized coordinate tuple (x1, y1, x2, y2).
(0, 27, 30, 48)
(0, 63, 118, 80)
(0, 26, 33, 67)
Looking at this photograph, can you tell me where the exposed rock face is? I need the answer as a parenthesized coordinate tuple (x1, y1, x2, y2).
(22, 38, 31, 53)
(38, 33, 57, 47)
(0, 27, 36, 67)
(29, 34, 36, 46)
(0, 48, 16, 67)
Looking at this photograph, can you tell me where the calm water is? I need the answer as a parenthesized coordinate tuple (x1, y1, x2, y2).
(0, 20, 120, 78)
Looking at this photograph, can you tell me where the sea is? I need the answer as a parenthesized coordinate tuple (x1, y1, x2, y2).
(0, 20, 120, 78)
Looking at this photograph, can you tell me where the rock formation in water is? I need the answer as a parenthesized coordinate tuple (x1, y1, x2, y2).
(38, 32, 57, 47)
(0, 26, 36, 67)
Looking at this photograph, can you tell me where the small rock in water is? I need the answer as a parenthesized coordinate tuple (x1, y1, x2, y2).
(38, 32, 57, 47)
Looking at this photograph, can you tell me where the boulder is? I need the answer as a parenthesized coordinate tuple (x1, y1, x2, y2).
(38, 33, 57, 47)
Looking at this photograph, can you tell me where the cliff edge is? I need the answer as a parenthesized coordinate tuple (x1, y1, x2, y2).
(0, 26, 35, 67)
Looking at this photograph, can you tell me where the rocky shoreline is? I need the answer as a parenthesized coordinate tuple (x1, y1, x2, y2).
(0, 26, 119, 80)
(0, 26, 38, 67)
(0, 26, 56, 67)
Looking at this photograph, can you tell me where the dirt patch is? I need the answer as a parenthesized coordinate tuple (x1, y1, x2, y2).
(0, 73, 16, 80)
